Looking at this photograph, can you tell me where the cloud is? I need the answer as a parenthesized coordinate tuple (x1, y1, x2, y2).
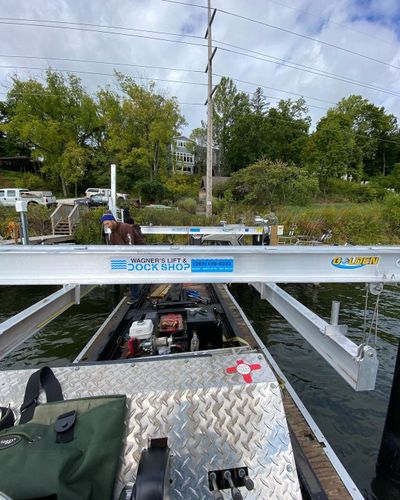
(0, 0, 399, 135)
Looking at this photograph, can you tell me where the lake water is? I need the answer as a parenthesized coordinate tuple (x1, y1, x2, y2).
(1, 282, 399, 499)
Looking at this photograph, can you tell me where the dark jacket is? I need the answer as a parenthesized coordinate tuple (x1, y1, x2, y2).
(110, 222, 145, 245)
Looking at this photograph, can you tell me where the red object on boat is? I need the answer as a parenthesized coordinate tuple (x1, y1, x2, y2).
(127, 337, 140, 357)
(159, 313, 184, 333)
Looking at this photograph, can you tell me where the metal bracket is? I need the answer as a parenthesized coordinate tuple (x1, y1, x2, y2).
(253, 282, 378, 391)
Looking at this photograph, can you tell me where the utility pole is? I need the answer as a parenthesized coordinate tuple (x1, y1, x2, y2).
(205, 0, 216, 218)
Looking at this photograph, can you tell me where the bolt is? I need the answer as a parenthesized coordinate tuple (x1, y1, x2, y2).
(286, 464, 293, 473)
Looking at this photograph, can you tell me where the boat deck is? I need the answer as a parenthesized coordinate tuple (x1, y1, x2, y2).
(0, 351, 300, 499)
(215, 284, 352, 499)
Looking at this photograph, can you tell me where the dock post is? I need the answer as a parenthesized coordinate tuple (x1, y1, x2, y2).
(15, 200, 29, 245)
(376, 341, 400, 489)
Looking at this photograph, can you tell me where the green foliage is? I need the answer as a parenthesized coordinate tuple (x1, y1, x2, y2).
(228, 159, 318, 208)
(278, 203, 397, 245)
(177, 197, 197, 214)
(27, 204, 52, 236)
(212, 196, 226, 215)
(325, 178, 387, 202)
(162, 174, 200, 202)
(213, 77, 250, 174)
(382, 194, 400, 233)
(136, 180, 166, 203)
(97, 75, 186, 188)
(304, 95, 399, 187)
(19, 172, 48, 190)
(74, 209, 104, 244)
(3, 71, 100, 195)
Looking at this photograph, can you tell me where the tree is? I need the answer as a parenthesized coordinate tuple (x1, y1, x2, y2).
(227, 159, 318, 207)
(224, 98, 310, 171)
(251, 87, 268, 115)
(213, 77, 250, 174)
(263, 98, 310, 165)
(305, 113, 357, 193)
(189, 124, 207, 174)
(4, 70, 99, 195)
(333, 96, 398, 177)
(0, 101, 30, 157)
(96, 74, 186, 189)
(304, 95, 400, 186)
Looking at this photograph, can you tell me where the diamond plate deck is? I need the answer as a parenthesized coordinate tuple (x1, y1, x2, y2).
(0, 352, 301, 499)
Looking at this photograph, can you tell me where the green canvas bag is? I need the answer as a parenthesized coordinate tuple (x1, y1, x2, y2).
(0, 366, 126, 500)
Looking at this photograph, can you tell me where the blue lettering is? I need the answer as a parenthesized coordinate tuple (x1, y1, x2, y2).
(127, 263, 134, 271)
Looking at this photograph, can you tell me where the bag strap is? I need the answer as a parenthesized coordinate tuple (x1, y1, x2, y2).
(0, 406, 15, 431)
(20, 366, 64, 424)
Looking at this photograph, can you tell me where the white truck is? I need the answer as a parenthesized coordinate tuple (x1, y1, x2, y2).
(0, 188, 57, 207)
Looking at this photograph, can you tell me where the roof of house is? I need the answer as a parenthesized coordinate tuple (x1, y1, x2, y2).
(174, 135, 191, 142)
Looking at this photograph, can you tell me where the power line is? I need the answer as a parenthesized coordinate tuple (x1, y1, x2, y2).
(0, 53, 363, 104)
(214, 73, 336, 106)
(2, 17, 399, 98)
(0, 90, 204, 106)
(265, 0, 397, 48)
(217, 8, 400, 70)
(216, 44, 400, 98)
(162, 0, 400, 70)
(0, 16, 204, 40)
(0, 65, 207, 86)
(0, 54, 204, 74)
(0, 20, 207, 49)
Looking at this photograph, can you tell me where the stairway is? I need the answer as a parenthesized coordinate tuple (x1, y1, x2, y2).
(54, 219, 75, 235)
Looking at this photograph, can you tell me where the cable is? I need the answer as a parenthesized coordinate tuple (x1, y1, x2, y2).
(0, 21, 207, 49)
(0, 54, 204, 74)
(0, 65, 207, 86)
(0, 16, 204, 40)
(265, 0, 397, 48)
(0, 54, 341, 106)
(214, 73, 336, 105)
(162, 0, 400, 70)
(0, 90, 204, 106)
(216, 44, 400, 98)
(2, 18, 399, 97)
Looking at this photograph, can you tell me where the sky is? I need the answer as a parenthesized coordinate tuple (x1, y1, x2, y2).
(0, 0, 399, 135)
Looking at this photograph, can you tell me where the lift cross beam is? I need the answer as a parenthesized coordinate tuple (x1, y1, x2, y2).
(0, 245, 399, 285)
(0, 245, 400, 285)
(139, 225, 269, 235)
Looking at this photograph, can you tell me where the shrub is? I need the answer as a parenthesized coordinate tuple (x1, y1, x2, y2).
(74, 208, 104, 244)
(177, 197, 197, 214)
(228, 159, 318, 208)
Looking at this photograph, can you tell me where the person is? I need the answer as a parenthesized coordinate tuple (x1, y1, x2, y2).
(124, 216, 145, 243)
(100, 213, 145, 304)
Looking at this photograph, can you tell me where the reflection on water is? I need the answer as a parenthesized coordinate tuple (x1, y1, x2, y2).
(1, 282, 399, 498)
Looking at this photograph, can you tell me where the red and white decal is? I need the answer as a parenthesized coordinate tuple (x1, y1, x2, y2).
(226, 359, 261, 383)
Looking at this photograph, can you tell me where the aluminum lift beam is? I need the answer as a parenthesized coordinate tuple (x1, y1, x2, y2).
(140, 224, 269, 235)
(252, 282, 378, 391)
(0, 245, 399, 285)
(0, 284, 94, 359)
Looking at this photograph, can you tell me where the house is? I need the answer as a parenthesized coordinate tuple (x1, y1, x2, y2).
(170, 135, 195, 175)
(170, 135, 220, 176)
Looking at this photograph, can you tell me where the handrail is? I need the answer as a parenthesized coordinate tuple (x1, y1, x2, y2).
(50, 204, 63, 235)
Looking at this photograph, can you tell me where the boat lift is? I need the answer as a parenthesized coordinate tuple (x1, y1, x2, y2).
(0, 244, 399, 391)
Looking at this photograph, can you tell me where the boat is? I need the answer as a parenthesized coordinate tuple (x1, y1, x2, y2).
(0, 241, 399, 499)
